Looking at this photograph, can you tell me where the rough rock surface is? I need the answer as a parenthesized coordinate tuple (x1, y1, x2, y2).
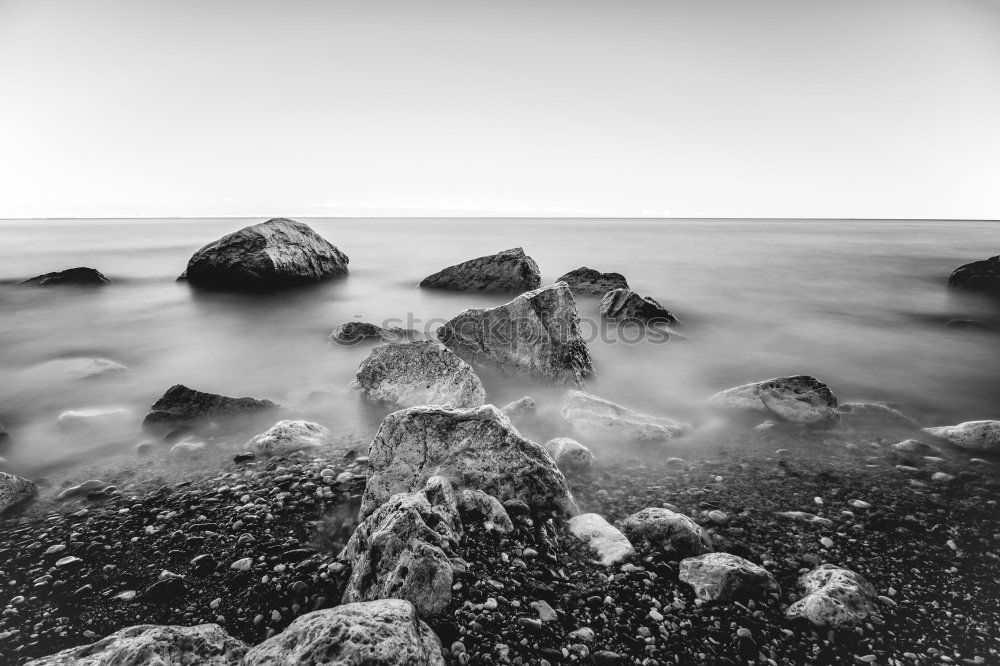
(330, 322, 416, 345)
(599, 288, 678, 325)
(838, 402, 919, 428)
(437, 282, 594, 385)
(617, 507, 713, 558)
(456, 488, 514, 533)
(22, 623, 248, 665)
(352, 341, 485, 409)
(922, 420, 1000, 452)
(243, 600, 444, 665)
(142, 385, 279, 431)
(568, 513, 635, 566)
(360, 404, 578, 520)
(708, 375, 839, 425)
(561, 390, 688, 441)
(948, 255, 1000, 292)
(20, 267, 110, 286)
(556, 267, 629, 296)
(248, 420, 330, 457)
(678, 552, 778, 602)
(0, 472, 37, 515)
(419, 247, 540, 293)
(544, 437, 595, 472)
(182, 218, 349, 290)
(785, 564, 878, 627)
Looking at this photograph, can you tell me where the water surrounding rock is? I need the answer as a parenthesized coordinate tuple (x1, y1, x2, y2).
(708, 375, 839, 425)
(499, 396, 536, 420)
(838, 402, 919, 428)
(248, 420, 330, 457)
(20, 267, 111, 286)
(556, 267, 629, 296)
(419, 247, 540, 292)
(330, 322, 417, 345)
(142, 384, 279, 431)
(678, 552, 779, 602)
(181, 218, 349, 291)
(599, 288, 677, 325)
(561, 390, 688, 442)
(948, 255, 1000, 292)
(922, 420, 1000, 452)
(352, 341, 486, 409)
(0, 472, 37, 515)
(56, 407, 132, 428)
(437, 282, 594, 385)
(785, 564, 878, 627)
(617, 507, 713, 558)
(35, 357, 128, 379)
(360, 404, 578, 520)
(568, 513, 635, 566)
(544, 437, 595, 472)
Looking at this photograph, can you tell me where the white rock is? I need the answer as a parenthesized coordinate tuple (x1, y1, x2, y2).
(353, 341, 485, 409)
(561, 390, 688, 442)
(544, 437, 595, 472)
(785, 564, 878, 626)
(568, 513, 635, 566)
(922, 421, 1000, 452)
(248, 420, 330, 457)
(679, 552, 778, 602)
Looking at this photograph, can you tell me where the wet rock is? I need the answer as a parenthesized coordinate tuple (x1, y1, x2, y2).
(557, 267, 629, 296)
(330, 322, 417, 345)
(617, 507, 713, 558)
(544, 437, 595, 472)
(499, 396, 536, 420)
(561, 390, 688, 442)
(785, 564, 878, 627)
(56, 479, 106, 500)
(142, 384, 279, 431)
(248, 420, 330, 457)
(922, 420, 1000, 452)
(838, 402, 919, 428)
(599, 288, 677, 325)
(420, 247, 540, 293)
(20, 267, 110, 286)
(182, 218, 349, 290)
(678, 552, 778, 602)
(0, 472, 37, 514)
(708, 375, 839, 425)
(948, 255, 1000, 292)
(352, 341, 485, 409)
(456, 488, 514, 533)
(361, 404, 578, 520)
(568, 513, 635, 566)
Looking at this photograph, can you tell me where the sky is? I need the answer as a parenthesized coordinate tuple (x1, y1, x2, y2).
(1, 0, 999, 219)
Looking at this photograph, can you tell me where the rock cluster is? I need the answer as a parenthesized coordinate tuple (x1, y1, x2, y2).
(352, 341, 486, 409)
(556, 267, 629, 295)
(419, 247, 540, 292)
(142, 384, 280, 431)
(709, 375, 839, 425)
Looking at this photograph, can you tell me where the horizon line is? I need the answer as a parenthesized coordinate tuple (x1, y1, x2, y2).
(2, 215, 999, 223)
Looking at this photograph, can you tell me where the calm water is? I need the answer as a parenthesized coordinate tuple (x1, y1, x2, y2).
(0, 218, 998, 477)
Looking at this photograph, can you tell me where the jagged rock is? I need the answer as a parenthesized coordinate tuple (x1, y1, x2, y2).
(838, 402, 919, 428)
(568, 513, 635, 566)
(599, 288, 677, 325)
(557, 267, 629, 296)
(544, 437, 595, 472)
(437, 282, 594, 386)
(181, 218, 348, 290)
(708, 375, 839, 425)
(420, 247, 540, 293)
(20, 267, 110, 286)
(561, 390, 688, 442)
(330, 322, 416, 345)
(142, 385, 279, 431)
(948, 255, 1000, 292)
(342, 477, 460, 616)
(243, 600, 444, 665)
(499, 396, 536, 420)
(617, 507, 713, 558)
(352, 341, 485, 409)
(922, 420, 1000, 452)
(361, 404, 578, 520)
(785, 564, 878, 627)
(0, 472, 37, 515)
(678, 552, 779, 602)
(248, 420, 330, 457)
(456, 489, 514, 533)
(23, 623, 248, 665)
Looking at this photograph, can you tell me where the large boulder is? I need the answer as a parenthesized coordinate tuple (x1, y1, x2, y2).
(142, 385, 280, 431)
(785, 564, 878, 627)
(352, 341, 486, 409)
(243, 600, 444, 666)
(678, 552, 778, 602)
(557, 267, 629, 296)
(419, 247, 540, 292)
(331, 322, 416, 345)
(617, 507, 713, 558)
(569, 513, 635, 566)
(0, 472, 37, 515)
(20, 267, 110, 286)
(437, 283, 594, 385)
(248, 420, 330, 457)
(599, 288, 677, 325)
(708, 375, 839, 425)
(838, 402, 919, 428)
(23, 623, 248, 665)
(181, 218, 348, 290)
(922, 420, 1000, 453)
(948, 255, 1000, 292)
(561, 390, 688, 442)
(361, 404, 578, 520)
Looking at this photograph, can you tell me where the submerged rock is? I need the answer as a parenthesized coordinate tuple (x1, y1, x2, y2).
(557, 267, 629, 296)
(785, 564, 878, 627)
(948, 255, 1000, 292)
(499, 396, 537, 420)
(0, 472, 37, 515)
(330, 322, 417, 345)
(182, 218, 349, 290)
(890, 438, 938, 456)
(599, 288, 678, 325)
(568, 513, 635, 566)
(922, 420, 1000, 452)
(437, 282, 594, 385)
(544, 437, 595, 472)
(36, 357, 128, 379)
(361, 404, 578, 520)
(20, 267, 110, 286)
(142, 384, 279, 431)
(618, 507, 713, 558)
(679, 552, 778, 602)
(352, 341, 486, 409)
(838, 402, 919, 428)
(561, 390, 688, 442)
(708, 375, 839, 425)
(57, 408, 132, 429)
(248, 420, 330, 457)
(419, 247, 540, 292)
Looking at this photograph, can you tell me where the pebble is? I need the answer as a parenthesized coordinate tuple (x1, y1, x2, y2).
(230, 558, 252, 571)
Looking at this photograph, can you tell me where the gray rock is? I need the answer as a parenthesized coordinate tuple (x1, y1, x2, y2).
(361, 404, 578, 520)
(182, 218, 348, 290)
(142, 384, 279, 431)
(948, 255, 1000, 292)
(57, 479, 106, 500)
(599, 288, 677, 325)
(352, 341, 486, 409)
(420, 247, 540, 293)
(617, 507, 713, 558)
(679, 552, 778, 602)
(785, 564, 878, 627)
(890, 438, 938, 456)
(838, 402, 919, 428)
(561, 390, 688, 442)
(330, 322, 417, 345)
(437, 282, 594, 386)
(0, 472, 37, 515)
(708, 375, 839, 425)
(455, 488, 514, 533)
(544, 437, 594, 472)
(243, 599, 444, 665)
(568, 513, 635, 566)
(248, 420, 330, 457)
(20, 267, 110, 286)
(499, 396, 536, 420)
(557, 267, 629, 296)
(922, 420, 1000, 452)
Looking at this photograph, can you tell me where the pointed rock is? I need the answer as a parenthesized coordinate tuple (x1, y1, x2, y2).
(420, 247, 540, 292)
(142, 384, 279, 432)
(352, 341, 486, 409)
(922, 420, 1000, 452)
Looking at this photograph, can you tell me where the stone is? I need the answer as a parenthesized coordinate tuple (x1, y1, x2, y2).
(561, 390, 688, 442)
(599, 288, 677, 325)
(922, 420, 1000, 452)
(361, 404, 578, 520)
(785, 564, 878, 627)
(248, 420, 330, 457)
(556, 267, 629, 296)
(708, 375, 839, 425)
(352, 341, 485, 409)
(544, 437, 595, 472)
(617, 507, 713, 558)
(437, 282, 594, 385)
(420, 247, 540, 293)
(838, 402, 919, 428)
(142, 384, 279, 431)
(890, 439, 938, 455)
(331, 322, 417, 345)
(243, 600, 444, 665)
(181, 218, 349, 290)
(456, 489, 514, 533)
(499, 396, 536, 420)
(678, 552, 778, 602)
(20, 267, 110, 286)
(948, 255, 1000, 292)
(568, 513, 635, 566)
(169, 441, 206, 457)
(0, 472, 37, 515)
(57, 407, 132, 428)
(57, 479, 106, 500)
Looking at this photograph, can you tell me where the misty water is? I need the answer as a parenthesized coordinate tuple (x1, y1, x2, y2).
(0, 218, 998, 480)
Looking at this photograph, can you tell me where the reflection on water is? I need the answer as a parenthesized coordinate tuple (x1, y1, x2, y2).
(0, 218, 998, 477)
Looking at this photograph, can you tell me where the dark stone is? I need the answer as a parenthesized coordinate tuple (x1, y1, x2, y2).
(949, 255, 1000, 292)
(142, 576, 186, 604)
(556, 267, 629, 296)
(190, 554, 217, 577)
(20, 267, 111, 286)
(330, 322, 417, 345)
(234, 452, 256, 464)
(142, 384, 279, 431)
(945, 318, 990, 329)
(599, 288, 677, 325)
(420, 247, 540, 293)
(593, 651, 626, 666)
